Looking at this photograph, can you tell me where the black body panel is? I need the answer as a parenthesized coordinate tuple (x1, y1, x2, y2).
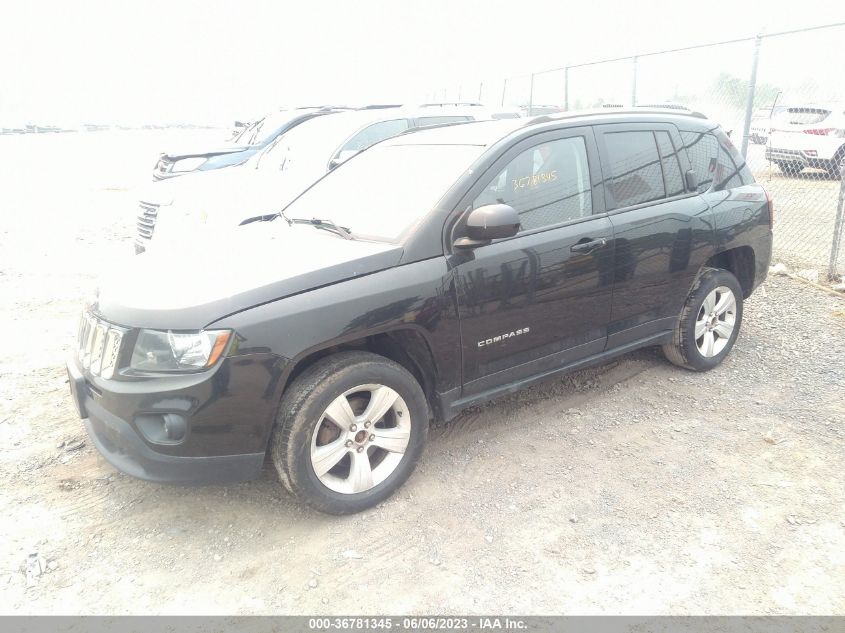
(72, 110, 773, 484)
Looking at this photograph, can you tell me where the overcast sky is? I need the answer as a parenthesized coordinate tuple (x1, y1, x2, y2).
(1, 0, 843, 126)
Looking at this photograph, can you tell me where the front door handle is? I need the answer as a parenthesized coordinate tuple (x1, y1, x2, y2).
(570, 237, 607, 253)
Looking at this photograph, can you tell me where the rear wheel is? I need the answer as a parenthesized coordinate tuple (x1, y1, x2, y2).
(776, 161, 804, 176)
(663, 268, 744, 372)
(271, 351, 429, 515)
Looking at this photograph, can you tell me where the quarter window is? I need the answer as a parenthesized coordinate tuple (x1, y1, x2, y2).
(679, 130, 718, 193)
(473, 137, 593, 232)
(603, 131, 665, 209)
(338, 119, 410, 154)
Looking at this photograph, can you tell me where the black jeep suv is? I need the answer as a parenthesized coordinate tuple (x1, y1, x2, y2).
(68, 110, 772, 514)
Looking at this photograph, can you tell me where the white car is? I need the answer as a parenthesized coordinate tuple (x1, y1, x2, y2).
(135, 106, 503, 253)
(766, 103, 845, 177)
(749, 105, 788, 144)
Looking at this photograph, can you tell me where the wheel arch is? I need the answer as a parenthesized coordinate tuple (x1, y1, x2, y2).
(703, 245, 756, 298)
(278, 326, 442, 422)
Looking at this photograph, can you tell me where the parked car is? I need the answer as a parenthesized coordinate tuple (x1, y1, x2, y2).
(151, 107, 341, 180)
(766, 103, 845, 177)
(135, 105, 493, 253)
(749, 105, 788, 144)
(69, 109, 772, 514)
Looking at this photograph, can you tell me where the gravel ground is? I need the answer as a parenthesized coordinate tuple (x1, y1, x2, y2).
(1, 131, 844, 615)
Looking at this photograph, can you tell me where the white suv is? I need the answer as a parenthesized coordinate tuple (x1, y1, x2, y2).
(135, 106, 503, 253)
(766, 103, 845, 178)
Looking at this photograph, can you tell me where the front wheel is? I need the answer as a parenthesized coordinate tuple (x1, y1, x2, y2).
(271, 351, 429, 515)
(663, 268, 744, 371)
(776, 161, 804, 176)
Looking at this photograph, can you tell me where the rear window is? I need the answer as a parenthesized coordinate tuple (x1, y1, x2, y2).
(775, 108, 831, 125)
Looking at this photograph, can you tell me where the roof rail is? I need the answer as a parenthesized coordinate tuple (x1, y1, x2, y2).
(418, 102, 484, 108)
(357, 104, 403, 110)
(524, 107, 708, 127)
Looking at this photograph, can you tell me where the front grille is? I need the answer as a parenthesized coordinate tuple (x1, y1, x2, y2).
(77, 313, 127, 379)
(136, 201, 159, 244)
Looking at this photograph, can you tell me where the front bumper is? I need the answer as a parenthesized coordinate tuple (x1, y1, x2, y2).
(67, 357, 268, 485)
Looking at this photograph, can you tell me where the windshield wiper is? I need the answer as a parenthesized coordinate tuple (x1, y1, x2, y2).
(283, 215, 353, 240)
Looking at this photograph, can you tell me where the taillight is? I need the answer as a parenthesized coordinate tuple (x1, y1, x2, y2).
(764, 188, 774, 229)
(802, 128, 835, 135)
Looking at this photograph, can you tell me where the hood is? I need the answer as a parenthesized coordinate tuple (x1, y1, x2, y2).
(140, 163, 309, 225)
(95, 222, 403, 330)
(163, 144, 248, 161)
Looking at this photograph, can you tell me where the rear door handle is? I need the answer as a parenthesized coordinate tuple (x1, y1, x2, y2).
(570, 238, 607, 253)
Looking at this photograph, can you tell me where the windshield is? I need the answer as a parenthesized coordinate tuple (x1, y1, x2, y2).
(236, 111, 304, 146)
(282, 143, 484, 242)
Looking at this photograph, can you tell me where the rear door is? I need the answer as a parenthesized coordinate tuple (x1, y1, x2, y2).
(451, 127, 615, 397)
(594, 123, 714, 348)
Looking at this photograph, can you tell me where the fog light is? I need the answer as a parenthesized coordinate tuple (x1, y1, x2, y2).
(135, 413, 188, 445)
(163, 414, 187, 442)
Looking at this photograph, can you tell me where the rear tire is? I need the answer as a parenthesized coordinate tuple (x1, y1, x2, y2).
(776, 161, 804, 176)
(270, 351, 429, 515)
(663, 268, 744, 372)
(826, 156, 843, 180)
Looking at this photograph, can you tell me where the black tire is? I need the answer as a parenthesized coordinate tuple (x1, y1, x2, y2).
(662, 267, 744, 372)
(826, 156, 843, 180)
(270, 351, 429, 515)
(776, 161, 804, 176)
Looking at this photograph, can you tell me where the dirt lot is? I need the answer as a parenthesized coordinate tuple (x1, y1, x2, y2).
(1, 131, 844, 615)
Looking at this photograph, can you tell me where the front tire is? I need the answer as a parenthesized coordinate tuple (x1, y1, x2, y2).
(776, 161, 804, 176)
(271, 351, 429, 515)
(663, 268, 744, 371)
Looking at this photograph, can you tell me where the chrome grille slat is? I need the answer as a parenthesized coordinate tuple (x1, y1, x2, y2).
(76, 314, 128, 378)
(136, 201, 160, 244)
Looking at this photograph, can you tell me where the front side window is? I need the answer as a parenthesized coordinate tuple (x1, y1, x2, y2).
(472, 136, 593, 232)
(603, 131, 665, 209)
(339, 119, 410, 154)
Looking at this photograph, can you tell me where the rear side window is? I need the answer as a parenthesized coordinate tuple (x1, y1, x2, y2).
(655, 131, 685, 197)
(415, 116, 471, 127)
(603, 131, 665, 208)
(680, 131, 719, 193)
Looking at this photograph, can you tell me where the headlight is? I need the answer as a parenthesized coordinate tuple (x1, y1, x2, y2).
(130, 329, 232, 372)
(171, 157, 207, 173)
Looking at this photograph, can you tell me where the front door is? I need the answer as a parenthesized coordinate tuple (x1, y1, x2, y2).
(451, 128, 615, 397)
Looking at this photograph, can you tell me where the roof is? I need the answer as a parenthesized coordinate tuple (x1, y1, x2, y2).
(388, 108, 717, 149)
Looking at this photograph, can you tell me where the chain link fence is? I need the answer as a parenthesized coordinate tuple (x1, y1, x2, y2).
(433, 23, 845, 284)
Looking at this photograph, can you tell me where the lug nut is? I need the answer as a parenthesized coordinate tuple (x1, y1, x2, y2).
(369, 434, 375, 442)
(345, 440, 353, 448)
(357, 446, 364, 453)
(364, 421, 371, 428)
(350, 424, 357, 432)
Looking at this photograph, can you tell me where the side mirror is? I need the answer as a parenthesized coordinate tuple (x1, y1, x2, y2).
(685, 169, 698, 192)
(454, 204, 520, 249)
(328, 149, 360, 170)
